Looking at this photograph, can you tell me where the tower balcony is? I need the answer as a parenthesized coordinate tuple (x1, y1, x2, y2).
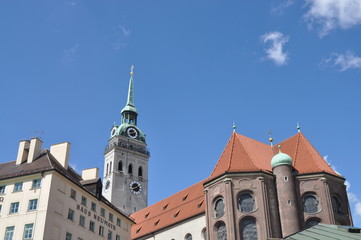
(104, 140, 150, 156)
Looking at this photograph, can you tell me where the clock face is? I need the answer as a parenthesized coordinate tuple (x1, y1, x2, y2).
(129, 181, 142, 195)
(127, 127, 138, 139)
(105, 180, 111, 190)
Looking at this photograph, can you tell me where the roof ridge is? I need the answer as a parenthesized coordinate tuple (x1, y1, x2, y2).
(299, 133, 324, 172)
(209, 133, 236, 177)
(293, 133, 301, 167)
(236, 134, 260, 170)
(133, 195, 205, 225)
(226, 133, 236, 172)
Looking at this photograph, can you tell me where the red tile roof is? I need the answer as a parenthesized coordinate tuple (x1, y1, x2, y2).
(130, 132, 340, 239)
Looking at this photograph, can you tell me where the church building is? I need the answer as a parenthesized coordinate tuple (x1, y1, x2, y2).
(103, 67, 353, 240)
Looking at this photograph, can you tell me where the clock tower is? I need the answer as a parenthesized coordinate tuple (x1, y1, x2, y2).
(103, 66, 149, 215)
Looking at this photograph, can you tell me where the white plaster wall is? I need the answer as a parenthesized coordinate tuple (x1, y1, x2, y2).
(142, 215, 206, 240)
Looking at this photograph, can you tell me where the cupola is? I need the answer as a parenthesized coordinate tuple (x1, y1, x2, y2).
(271, 145, 293, 168)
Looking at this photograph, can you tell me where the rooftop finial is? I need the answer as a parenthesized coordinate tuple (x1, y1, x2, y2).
(268, 130, 274, 147)
(297, 122, 301, 133)
(232, 121, 236, 132)
(278, 145, 282, 153)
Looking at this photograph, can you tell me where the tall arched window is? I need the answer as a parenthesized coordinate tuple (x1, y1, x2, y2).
(201, 228, 207, 240)
(214, 198, 225, 218)
(331, 196, 342, 215)
(128, 164, 133, 175)
(106, 163, 109, 176)
(185, 233, 192, 240)
(216, 222, 227, 240)
(238, 193, 255, 212)
(118, 161, 123, 172)
(240, 218, 257, 240)
(138, 166, 143, 177)
(109, 161, 112, 174)
(303, 194, 319, 213)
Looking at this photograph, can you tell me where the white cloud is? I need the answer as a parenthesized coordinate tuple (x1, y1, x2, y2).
(63, 43, 79, 63)
(69, 162, 77, 171)
(322, 51, 361, 71)
(271, 0, 295, 15)
(345, 181, 361, 217)
(111, 25, 130, 50)
(304, 0, 361, 37)
(261, 31, 289, 66)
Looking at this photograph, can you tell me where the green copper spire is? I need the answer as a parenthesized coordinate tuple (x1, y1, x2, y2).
(121, 65, 138, 114)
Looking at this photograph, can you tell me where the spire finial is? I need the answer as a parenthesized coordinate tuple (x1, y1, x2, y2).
(278, 145, 282, 153)
(297, 122, 301, 133)
(232, 121, 236, 132)
(126, 65, 135, 106)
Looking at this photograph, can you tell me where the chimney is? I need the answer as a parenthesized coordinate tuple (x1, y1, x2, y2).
(16, 140, 30, 165)
(27, 138, 43, 163)
(50, 142, 71, 169)
(82, 168, 99, 180)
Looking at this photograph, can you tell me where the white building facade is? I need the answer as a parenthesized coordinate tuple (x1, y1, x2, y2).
(0, 138, 134, 240)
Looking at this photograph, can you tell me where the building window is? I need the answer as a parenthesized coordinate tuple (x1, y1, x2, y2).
(91, 202, 96, 212)
(89, 221, 95, 232)
(138, 166, 143, 177)
(118, 161, 123, 172)
(79, 215, 85, 227)
(240, 218, 257, 240)
(14, 182, 23, 192)
(306, 218, 320, 228)
(0, 204, 2, 213)
(28, 199, 38, 211)
(68, 209, 75, 221)
(128, 164, 133, 175)
(9, 202, 19, 214)
(116, 218, 121, 226)
(32, 178, 41, 188)
(99, 226, 104, 236)
(4, 226, 14, 240)
(66, 232, 72, 240)
(0, 185, 5, 194)
(70, 189, 76, 200)
(201, 228, 207, 240)
(303, 194, 319, 213)
(101, 207, 105, 217)
(23, 223, 34, 239)
(116, 235, 120, 240)
(185, 233, 192, 240)
(107, 230, 113, 240)
(109, 213, 114, 222)
(81, 196, 87, 206)
(332, 196, 343, 215)
(106, 163, 109, 176)
(214, 198, 225, 218)
(216, 222, 227, 240)
(238, 193, 255, 212)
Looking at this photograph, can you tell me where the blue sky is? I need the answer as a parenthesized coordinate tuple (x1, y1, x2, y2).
(1, 0, 361, 226)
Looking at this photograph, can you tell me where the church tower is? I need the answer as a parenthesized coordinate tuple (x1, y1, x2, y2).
(103, 66, 149, 215)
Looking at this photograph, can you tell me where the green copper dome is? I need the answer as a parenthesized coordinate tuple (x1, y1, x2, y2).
(114, 123, 146, 143)
(271, 152, 293, 168)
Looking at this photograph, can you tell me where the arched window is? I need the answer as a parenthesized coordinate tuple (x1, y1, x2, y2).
(106, 163, 109, 175)
(216, 222, 227, 240)
(331, 196, 343, 215)
(306, 218, 320, 228)
(240, 218, 257, 240)
(128, 164, 133, 175)
(214, 198, 225, 218)
(201, 228, 207, 240)
(303, 194, 319, 213)
(109, 161, 112, 174)
(238, 193, 255, 212)
(118, 161, 123, 172)
(185, 233, 192, 240)
(138, 166, 143, 177)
